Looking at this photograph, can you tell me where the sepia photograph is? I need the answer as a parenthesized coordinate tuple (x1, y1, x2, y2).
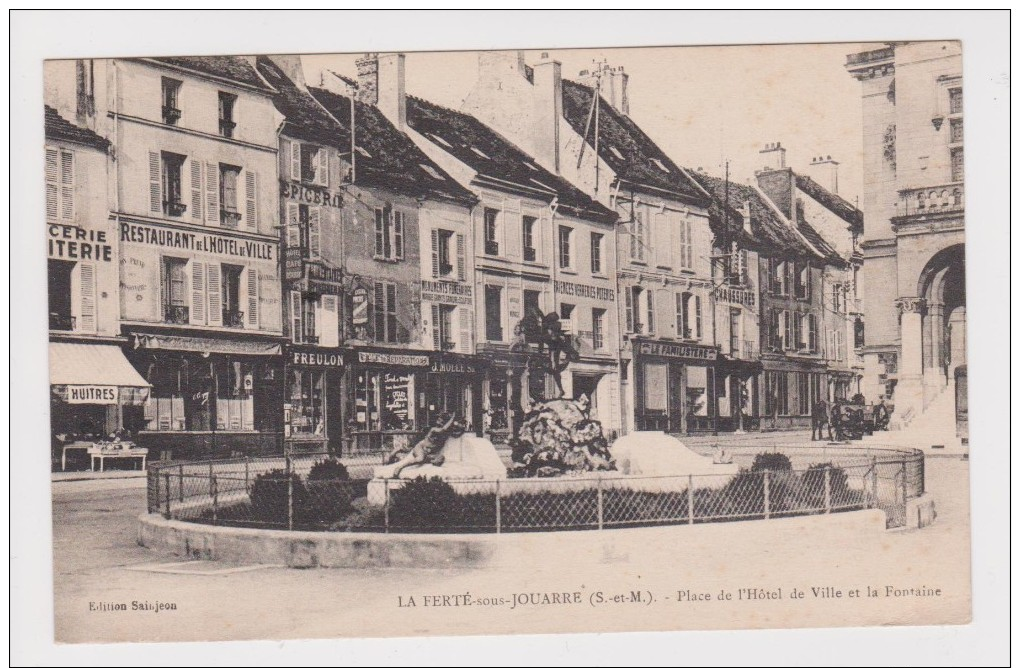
(11, 9, 1010, 666)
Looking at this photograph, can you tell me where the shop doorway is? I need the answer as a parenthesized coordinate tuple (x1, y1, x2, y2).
(572, 373, 601, 418)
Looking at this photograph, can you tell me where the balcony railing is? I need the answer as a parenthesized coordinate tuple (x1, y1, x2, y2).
(846, 47, 894, 66)
(164, 199, 187, 218)
(162, 105, 181, 125)
(301, 334, 320, 345)
(49, 313, 75, 331)
(220, 209, 242, 229)
(223, 309, 245, 328)
(730, 340, 758, 360)
(164, 304, 189, 324)
(484, 240, 499, 256)
(219, 119, 236, 138)
(897, 183, 964, 218)
(523, 247, 537, 262)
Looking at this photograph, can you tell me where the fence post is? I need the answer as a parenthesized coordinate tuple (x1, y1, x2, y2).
(179, 463, 184, 502)
(596, 478, 604, 530)
(383, 478, 390, 534)
(763, 470, 771, 520)
(824, 466, 832, 513)
(687, 475, 695, 525)
(286, 455, 294, 531)
(495, 480, 501, 534)
(900, 460, 908, 504)
(244, 458, 250, 492)
(163, 472, 171, 519)
(211, 474, 218, 522)
(871, 456, 879, 507)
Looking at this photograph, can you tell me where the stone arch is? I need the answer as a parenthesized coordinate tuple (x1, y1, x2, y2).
(917, 244, 966, 380)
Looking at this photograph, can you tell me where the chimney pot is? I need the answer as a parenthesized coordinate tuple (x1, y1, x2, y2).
(541, 52, 549, 59)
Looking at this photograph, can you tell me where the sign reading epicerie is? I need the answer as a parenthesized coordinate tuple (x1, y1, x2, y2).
(120, 222, 274, 260)
(48, 224, 113, 262)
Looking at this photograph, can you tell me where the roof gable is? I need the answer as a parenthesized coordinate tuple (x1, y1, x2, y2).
(44, 105, 109, 151)
(794, 173, 863, 233)
(145, 56, 275, 93)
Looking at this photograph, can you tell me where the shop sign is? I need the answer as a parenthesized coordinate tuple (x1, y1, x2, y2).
(352, 288, 369, 325)
(280, 181, 343, 208)
(308, 263, 344, 284)
(284, 247, 305, 280)
(554, 280, 615, 302)
(48, 224, 114, 262)
(120, 222, 275, 260)
(289, 348, 344, 368)
(638, 341, 719, 361)
(421, 280, 472, 305)
(430, 358, 480, 374)
(67, 385, 118, 404)
(356, 351, 430, 367)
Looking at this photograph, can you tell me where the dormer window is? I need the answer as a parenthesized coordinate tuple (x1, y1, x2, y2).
(608, 146, 625, 161)
(419, 163, 445, 180)
(650, 158, 670, 173)
(429, 133, 453, 148)
(470, 146, 491, 160)
(356, 146, 372, 158)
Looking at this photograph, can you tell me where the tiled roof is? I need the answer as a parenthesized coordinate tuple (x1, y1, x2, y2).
(795, 173, 863, 233)
(795, 209, 846, 266)
(689, 170, 821, 261)
(44, 105, 109, 151)
(308, 87, 476, 205)
(256, 57, 345, 151)
(145, 56, 275, 93)
(560, 79, 707, 205)
(405, 95, 616, 224)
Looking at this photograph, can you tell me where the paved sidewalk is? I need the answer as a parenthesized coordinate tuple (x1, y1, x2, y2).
(52, 469, 147, 483)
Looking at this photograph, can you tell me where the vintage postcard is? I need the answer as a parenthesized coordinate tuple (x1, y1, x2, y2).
(14, 11, 1008, 661)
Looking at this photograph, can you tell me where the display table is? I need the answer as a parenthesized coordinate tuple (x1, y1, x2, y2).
(87, 445, 149, 472)
(61, 441, 95, 471)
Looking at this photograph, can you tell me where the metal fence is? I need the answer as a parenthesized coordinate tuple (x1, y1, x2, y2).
(147, 445, 924, 532)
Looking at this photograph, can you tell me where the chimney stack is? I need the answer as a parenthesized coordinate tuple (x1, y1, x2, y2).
(267, 55, 306, 90)
(759, 141, 787, 171)
(809, 155, 840, 194)
(531, 52, 562, 172)
(603, 66, 629, 115)
(355, 53, 406, 130)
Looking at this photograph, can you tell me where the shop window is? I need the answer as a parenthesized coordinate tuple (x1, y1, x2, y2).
(288, 368, 325, 437)
(590, 232, 604, 274)
(219, 164, 242, 228)
(592, 308, 605, 349)
(221, 264, 244, 328)
(216, 361, 255, 431)
(353, 370, 416, 432)
(161, 77, 181, 125)
(643, 362, 668, 411)
(484, 285, 503, 341)
(777, 372, 790, 416)
(524, 290, 542, 321)
(483, 207, 500, 256)
(144, 361, 186, 432)
(218, 92, 237, 138)
(162, 257, 189, 324)
(558, 225, 574, 270)
(523, 215, 538, 262)
(486, 377, 509, 432)
(797, 373, 811, 416)
(374, 205, 405, 261)
(160, 151, 187, 217)
(686, 366, 709, 417)
(45, 147, 74, 221)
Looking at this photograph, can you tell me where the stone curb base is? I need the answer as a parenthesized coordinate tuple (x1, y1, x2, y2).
(138, 509, 890, 570)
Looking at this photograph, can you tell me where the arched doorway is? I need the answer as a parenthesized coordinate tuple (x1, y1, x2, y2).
(917, 244, 966, 390)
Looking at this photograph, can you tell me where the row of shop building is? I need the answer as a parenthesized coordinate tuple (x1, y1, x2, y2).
(45, 52, 864, 464)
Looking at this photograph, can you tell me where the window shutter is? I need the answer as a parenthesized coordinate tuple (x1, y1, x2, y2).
(794, 313, 804, 349)
(206, 263, 222, 325)
(670, 213, 683, 269)
(374, 208, 385, 257)
(190, 261, 206, 324)
(290, 291, 303, 343)
(246, 267, 259, 328)
(244, 170, 258, 231)
(308, 207, 321, 259)
(675, 293, 685, 337)
(783, 310, 793, 349)
(653, 213, 669, 267)
(45, 148, 58, 219)
(624, 287, 634, 333)
(321, 295, 339, 347)
(430, 229, 440, 277)
(286, 203, 300, 247)
(317, 148, 329, 186)
(808, 314, 818, 352)
(646, 290, 655, 334)
(431, 304, 441, 350)
(78, 262, 97, 332)
(694, 294, 702, 340)
(786, 262, 796, 297)
(373, 282, 385, 341)
(190, 160, 203, 221)
(290, 141, 300, 181)
(459, 306, 471, 353)
(205, 162, 219, 225)
(386, 283, 397, 342)
(393, 210, 404, 260)
(456, 233, 466, 281)
(805, 265, 813, 299)
(149, 151, 161, 214)
(59, 150, 74, 221)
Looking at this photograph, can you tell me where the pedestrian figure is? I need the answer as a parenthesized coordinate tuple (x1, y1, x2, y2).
(811, 399, 829, 441)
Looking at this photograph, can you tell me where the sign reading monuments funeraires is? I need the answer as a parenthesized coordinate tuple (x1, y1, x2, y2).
(420, 280, 472, 305)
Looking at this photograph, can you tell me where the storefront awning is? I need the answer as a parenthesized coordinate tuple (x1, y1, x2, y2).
(49, 342, 150, 388)
(132, 333, 282, 356)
